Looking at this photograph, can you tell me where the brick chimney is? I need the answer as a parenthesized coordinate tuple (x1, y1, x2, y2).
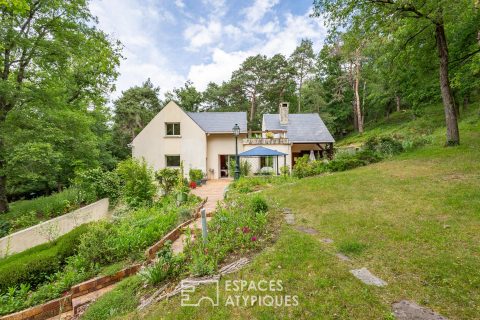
(279, 102, 289, 125)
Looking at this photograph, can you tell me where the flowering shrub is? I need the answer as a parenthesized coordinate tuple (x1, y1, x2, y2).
(184, 194, 269, 277)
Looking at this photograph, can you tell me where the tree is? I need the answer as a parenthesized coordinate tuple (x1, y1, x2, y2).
(289, 39, 315, 112)
(111, 79, 162, 160)
(231, 55, 269, 128)
(312, 0, 480, 145)
(0, 0, 121, 212)
(165, 80, 203, 112)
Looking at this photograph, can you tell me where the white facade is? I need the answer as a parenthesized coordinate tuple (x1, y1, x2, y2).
(132, 101, 334, 179)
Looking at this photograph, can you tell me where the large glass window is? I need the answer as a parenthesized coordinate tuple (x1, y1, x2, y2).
(166, 155, 181, 167)
(166, 123, 180, 136)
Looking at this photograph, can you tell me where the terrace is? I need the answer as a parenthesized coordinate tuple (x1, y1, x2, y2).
(242, 130, 290, 145)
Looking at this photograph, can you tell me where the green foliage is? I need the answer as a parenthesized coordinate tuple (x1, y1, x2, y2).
(188, 169, 204, 182)
(111, 79, 162, 160)
(116, 158, 157, 208)
(0, 188, 82, 234)
(228, 159, 252, 177)
(165, 80, 203, 112)
(80, 276, 143, 320)
(249, 194, 269, 213)
(5, 143, 61, 197)
(0, 220, 11, 238)
(139, 241, 184, 286)
(184, 194, 270, 276)
(76, 206, 178, 266)
(0, 224, 90, 293)
(0, 0, 121, 211)
(364, 136, 404, 157)
(155, 168, 180, 195)
(0, 284, 30, 315)
(74, 168, 121, 204)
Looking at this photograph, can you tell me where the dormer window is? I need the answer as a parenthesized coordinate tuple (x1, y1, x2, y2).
(166, 122, 180, 136)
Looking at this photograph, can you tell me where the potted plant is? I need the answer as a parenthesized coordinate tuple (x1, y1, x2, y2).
(189, 181, 197, 189)
(189, 169, 203, 187)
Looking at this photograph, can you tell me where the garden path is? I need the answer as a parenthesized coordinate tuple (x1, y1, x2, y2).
(172, 179, 231, 254)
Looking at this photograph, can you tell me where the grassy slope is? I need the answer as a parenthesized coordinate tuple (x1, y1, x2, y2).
(337, 104, 447, 146)
(132, 105, 480, 320)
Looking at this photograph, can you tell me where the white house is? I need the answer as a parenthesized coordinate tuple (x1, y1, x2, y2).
(131, 101, 334, 179)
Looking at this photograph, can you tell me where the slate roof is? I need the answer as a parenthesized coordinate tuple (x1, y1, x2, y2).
(187, 112, 248, 133)
(239, 146, 287, 157)
(263, 113, 335, 143)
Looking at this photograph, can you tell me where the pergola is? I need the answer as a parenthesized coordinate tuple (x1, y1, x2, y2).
(238, 146, 287, 175)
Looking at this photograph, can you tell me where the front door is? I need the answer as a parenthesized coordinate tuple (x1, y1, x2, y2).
(219, 155, 235, 178)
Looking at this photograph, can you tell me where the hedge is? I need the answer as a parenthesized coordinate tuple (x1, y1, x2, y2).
(0, 223, 90, 293)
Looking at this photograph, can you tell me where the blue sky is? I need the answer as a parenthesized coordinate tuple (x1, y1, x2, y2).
(89, 0, 327, 100)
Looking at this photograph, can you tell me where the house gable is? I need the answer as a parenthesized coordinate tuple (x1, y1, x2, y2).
(131, 101, 207, 172)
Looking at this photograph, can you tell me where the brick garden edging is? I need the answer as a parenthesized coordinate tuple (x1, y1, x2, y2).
(144, 199, 207, 261)
(0, 295, 72, 320)
(0, 199, 207, 320)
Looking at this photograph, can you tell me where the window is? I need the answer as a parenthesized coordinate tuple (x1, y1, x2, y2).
(166, 155, 181, 167)
(260, 156, 273, 168)
(166, 123, 180, 136)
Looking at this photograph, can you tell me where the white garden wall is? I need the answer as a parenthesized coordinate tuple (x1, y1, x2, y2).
(0, 198, 109, 257)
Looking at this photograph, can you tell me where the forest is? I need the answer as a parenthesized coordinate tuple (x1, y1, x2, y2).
(0, 0, 479, 212)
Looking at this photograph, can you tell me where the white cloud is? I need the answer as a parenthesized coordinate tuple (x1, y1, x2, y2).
(184, 20, 223, 50)
(187, 49, 251, 91)
(174, 0, 185, 9)
(89, 0, 184, 99)
(242, 0, 280, 29)
(187, 9, 327, 91)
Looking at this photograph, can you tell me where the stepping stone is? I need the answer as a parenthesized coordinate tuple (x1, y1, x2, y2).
(350, 267, 387, 287)
(392, 300, 448, 320)
(336, 253, 351, 262)
(284, 214, 295, 225)
(294, 226, 318, 235)
(320, 238, 334, 244)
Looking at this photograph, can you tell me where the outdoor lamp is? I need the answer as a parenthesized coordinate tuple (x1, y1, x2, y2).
(232, 123, 240, 136)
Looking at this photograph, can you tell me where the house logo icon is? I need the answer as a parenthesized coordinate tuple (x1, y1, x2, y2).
(180, 279, 220, 307)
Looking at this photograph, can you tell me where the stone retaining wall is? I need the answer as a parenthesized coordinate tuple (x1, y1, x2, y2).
(0, 198, 110, 257)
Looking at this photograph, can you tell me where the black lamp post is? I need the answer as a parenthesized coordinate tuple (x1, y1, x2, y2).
(232, 123, 240, 180)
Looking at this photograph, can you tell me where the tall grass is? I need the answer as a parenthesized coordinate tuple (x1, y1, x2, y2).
(0, 188, 82, 236)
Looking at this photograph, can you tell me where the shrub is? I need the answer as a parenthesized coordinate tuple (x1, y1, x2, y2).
(248, 194, 268, 213)
(139, 241, 184, 286)
(0, 220, 10, 238)
(189, 250, 216, 277)
(74, 168, 120, 204)
(8, 188, 80, 231)
(280, 165, 290, 176)
(364, 136, 404, 156)
(188, 169, 203, 182)
(77, 207, 178, 267)
(292, 155, 317, 178)
(0, 224, 90, 293)
(184, 194, 269, 277)
(116, 158, 157, 208)
(0, 284, 30, 315)
(156, 168, 179, 195)
(228, 159, 252, 177)
(76, 222, 118, 266)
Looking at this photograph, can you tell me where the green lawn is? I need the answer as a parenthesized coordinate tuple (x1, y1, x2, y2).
(130, 114, 480, 319)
